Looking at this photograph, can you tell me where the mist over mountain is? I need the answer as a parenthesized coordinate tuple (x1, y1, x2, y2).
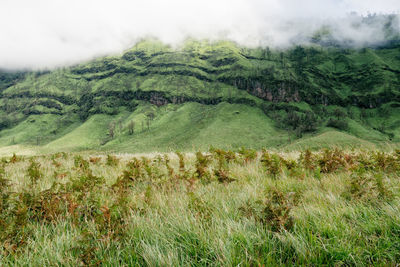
(1, 2, 400, 264)
(0, 0, 399, 69)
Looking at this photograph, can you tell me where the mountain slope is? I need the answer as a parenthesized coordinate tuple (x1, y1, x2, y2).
(0, 39, 399, 152)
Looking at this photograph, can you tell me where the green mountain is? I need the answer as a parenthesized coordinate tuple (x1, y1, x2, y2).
(0, 39, 399, 153)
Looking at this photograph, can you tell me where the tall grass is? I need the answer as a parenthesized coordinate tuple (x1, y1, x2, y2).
(0, 148, 399, 266)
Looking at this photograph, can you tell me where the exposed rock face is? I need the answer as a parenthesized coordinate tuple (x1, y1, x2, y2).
(250, 84, 301, 103)
(149, 92, 169, 106)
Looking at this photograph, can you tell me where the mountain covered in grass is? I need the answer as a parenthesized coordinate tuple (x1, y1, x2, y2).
(0, 39, 399, 152)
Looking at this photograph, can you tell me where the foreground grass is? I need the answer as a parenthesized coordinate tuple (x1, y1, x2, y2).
(0, 148, 399, 266)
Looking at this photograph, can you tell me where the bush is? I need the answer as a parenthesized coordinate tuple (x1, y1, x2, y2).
(284, 111, 319, 137)
(0, 116, 12, 130)
(327, 118, 349, 130)
(239, 188, 300, 232)
(27, 160, 42, 185)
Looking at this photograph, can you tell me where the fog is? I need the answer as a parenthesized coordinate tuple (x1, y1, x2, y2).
(0, 0, 399, 69)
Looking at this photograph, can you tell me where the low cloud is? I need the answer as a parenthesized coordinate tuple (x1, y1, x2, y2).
(0, 0, 399, 70)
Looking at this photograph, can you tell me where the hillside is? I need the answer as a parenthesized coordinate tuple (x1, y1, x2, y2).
(0, 39, 399, 153)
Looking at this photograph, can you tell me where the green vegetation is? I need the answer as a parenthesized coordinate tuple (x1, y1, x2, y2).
(0, 148, 399, 265)
(1, 18, 399, 266)
(0, 39, 399, 152)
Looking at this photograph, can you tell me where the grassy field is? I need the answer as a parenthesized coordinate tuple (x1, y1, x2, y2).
(0, 148, 399, 266)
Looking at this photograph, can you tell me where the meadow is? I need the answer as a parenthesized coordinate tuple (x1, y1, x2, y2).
(0, 148, 399, 266)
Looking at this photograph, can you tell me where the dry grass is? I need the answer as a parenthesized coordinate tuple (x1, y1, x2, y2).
(0, 148, 399, 266)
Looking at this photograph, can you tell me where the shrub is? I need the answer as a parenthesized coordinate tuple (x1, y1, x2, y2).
(240, 188, 300, 232)
(9, 153, 20, 164)
(283, 111, 319, 137)
(327, 118, 349, 130)
(106, 155, 119, 167)
(89, 157, 101, 164)
(27, 160, 42, 185)
(342, 170, 393, 202)
(194, 152, 212, 182)
(70, 171, 105, 193)
(0, 163, 8, 189)
(299, 149, 316, 171)
(176, 152, 186, 173)
(261, 189, 298, 232)
(238, 147, 257, 163)
(261, 150, 283, 178)
(317, 148, 347, 173)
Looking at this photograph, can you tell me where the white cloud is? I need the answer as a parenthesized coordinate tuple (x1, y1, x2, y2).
(0, 0, 399, 69)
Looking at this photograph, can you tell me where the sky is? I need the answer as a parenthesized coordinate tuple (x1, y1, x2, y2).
(0, 0, 399, 70)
